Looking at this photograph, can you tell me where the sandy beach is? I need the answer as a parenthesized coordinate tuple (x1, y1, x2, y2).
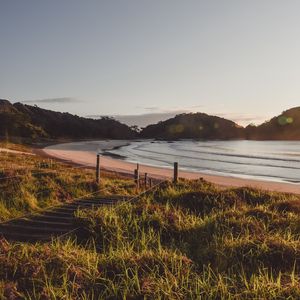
(43, 141, 300, 195)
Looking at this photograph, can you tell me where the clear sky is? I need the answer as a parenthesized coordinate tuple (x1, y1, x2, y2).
(1, 0, 300, 126)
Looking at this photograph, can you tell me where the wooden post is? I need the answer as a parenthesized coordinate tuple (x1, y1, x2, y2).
(134, 168, 140, 189)
(173, 162, 178, 184)
(96, 154, 100, 184)
(149, 178, 152, 188)
(144, 173, 148, 188)
(134, 169, 137, 183)
(137, 163, 140, 189)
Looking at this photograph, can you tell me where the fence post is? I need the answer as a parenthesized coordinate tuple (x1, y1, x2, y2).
(134, 168, 140, 189)
(173, 162, 178, 184)
(149, 178, 152, 188)
(144, 173, 148, 188)
(96, 154, 100, 184)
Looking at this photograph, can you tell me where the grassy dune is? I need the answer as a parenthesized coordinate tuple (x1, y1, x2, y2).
(1, 147, 300, 298)
(0, 149, 136, 222)
(72, 181, 300, 299)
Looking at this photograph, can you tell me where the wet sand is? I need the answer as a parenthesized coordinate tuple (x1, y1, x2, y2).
(43, 141, 300, 195)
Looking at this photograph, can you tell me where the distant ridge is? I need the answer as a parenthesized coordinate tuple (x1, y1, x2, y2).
(1, 99, 300, 141)
(140, 108, 300, 140)
(0, 100, 136, 140)
(140, 113, 244, 140)
(245, 107, 300, 140)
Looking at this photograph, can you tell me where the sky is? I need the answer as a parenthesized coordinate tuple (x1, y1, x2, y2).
(1, 0, 300, 127)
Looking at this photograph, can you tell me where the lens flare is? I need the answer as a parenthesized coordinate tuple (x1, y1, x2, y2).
(278, 116, 293, 126)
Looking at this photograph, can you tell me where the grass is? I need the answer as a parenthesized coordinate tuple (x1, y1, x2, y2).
(0, 147, 136, 222)
(1, 145, 300, 298)
(0, 141, 31, 152)
(72, 180, 300, 299)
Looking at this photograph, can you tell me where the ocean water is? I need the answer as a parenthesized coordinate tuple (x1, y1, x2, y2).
(106, 140, 300, 184)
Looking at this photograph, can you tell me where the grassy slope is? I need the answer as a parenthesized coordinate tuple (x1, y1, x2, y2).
(1, 147, 300, 298)
(0, 141, 31, 152)
(72, 181, 300, 299)
(0, 146, 136, 221)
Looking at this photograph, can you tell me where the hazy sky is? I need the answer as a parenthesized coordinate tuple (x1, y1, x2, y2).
(1, 1, 300, 126)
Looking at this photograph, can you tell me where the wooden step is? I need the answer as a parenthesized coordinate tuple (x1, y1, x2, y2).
(31, 214, 74, 222)
(75, 199, 116, 205)
(1, 231, 54, 243)
(0, 224, 69, 235)
(11, 219, 75, 229)
(42, 210, 75, 217)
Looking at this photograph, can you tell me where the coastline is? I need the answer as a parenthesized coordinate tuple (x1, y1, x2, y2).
(42, 141, 300, 195)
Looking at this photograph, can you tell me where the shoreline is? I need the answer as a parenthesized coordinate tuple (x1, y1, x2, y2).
(41, 141, 300, 195)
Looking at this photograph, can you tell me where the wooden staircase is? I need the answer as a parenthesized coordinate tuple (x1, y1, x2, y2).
(0, 196, 126, 243)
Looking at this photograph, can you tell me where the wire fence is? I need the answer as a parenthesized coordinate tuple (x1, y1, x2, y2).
(0, 150, 178, 245)
(0, 152, 174, 225)
(55, 178, 169, 242)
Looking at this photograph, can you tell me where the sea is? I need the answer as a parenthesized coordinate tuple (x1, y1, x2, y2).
(105, 140, 300, 184)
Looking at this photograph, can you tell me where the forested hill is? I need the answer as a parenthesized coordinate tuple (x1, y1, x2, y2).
(245, 107, 300, 140)
(0, 99, 136, 140)
(140, 109, 300, 140)
(140, 113, 244, 140)
(1, 99, 300, 141)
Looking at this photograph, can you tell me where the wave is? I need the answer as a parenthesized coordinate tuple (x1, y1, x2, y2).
(168, 143, 300, 163)
(127, 146, 300, 170)
(121, 151, 300, 183)
(110, 141, 300, 183)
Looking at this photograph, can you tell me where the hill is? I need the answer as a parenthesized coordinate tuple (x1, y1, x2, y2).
(2, 99, 300, 141)
(140, 112, 244, 139)
(0, 99, 136, 140)
(245, 107, 300, 140)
